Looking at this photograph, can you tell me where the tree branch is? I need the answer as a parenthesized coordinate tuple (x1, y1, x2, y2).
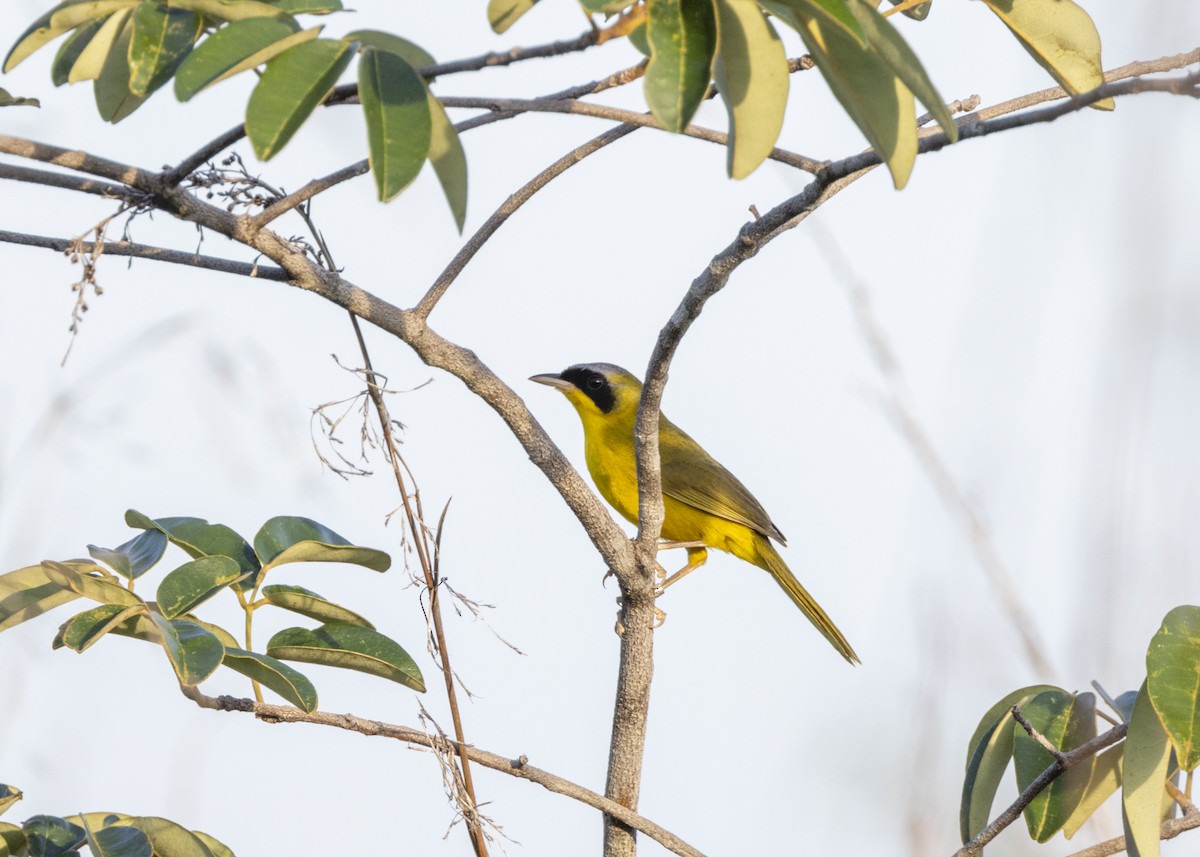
(0, 163, 134, 200)
(180, 688, 706, 857)
(954, 723, 1128, 857)
(1064, 808, 1200, 857)
(0, 230, 289, 280)
(416, 121, 639, 319)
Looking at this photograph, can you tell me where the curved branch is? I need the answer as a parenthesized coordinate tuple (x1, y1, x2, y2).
(182, 689, 705, 857)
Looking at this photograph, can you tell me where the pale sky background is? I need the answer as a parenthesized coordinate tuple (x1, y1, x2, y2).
(1, 1, 1198, 855)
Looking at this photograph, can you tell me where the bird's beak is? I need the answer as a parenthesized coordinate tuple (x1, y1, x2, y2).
(529, 373, 574, 391)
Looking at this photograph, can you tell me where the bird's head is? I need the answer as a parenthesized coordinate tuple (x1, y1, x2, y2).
(529, 363, 643, 418)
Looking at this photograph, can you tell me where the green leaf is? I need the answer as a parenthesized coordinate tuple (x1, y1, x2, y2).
(960, 684, 1059, 843)
(981, 0, 1111, 110)
(253, 516, 390, 572)
(580, 0, 632, 11)
(57, 603, 148, 652)
(785, 2, 917, 187)
(125, 511, 260, 578)
(712, 0, 789, 179)
(487, 0, 539, 33)
(167, 0, 289, 22)
(88, 530, 168, 580)
(245, 38, 353, 160)
(181, 614, 240, 649)
(64, 7, 126, 83)
(1013, 690, 1096, 842)
(268, 623, 424, 692)
(127, 1, 200, 96)
(62, 814, 127, 832)
(21, 815, 84, 857)
(761, 0, 865, 46)
(94, 13, 147, 121)
(644, 0, 716, 134)
(0, 88, 40, 106)
(104, 610, 160, 644)
(427, 93, 468, 232)
(1062, 743, 1123, 838)
(222, 647, 318, 711)
(111, 818, 214, 857)
(269, 0, 342, 12)
(51, 15, 104, 84)
(0, 823, 24, 857)
(1123, 681, 1172, 857)
(4, 0, 140, 73)
(342, 29, 434, 69)
(1147, 605, 1200, 772)
(888, 0, 931, 21)
(628, 19, 650, 56)
(357, 47, 432, 202)
(156, 556, 245, 619)
(148, 614, 224, 686)
(0, 786, 22, 819)
(261, 584, 374, 627)
(190, 831, 234, 857)
(843, 0, 956, 141)
(173, 18, 312, 101)
(41, 560, 143, 608)
(0, 562, 84, 632)
(84, 822, 151, 857)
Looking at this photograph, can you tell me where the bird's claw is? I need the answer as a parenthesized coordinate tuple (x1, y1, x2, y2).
(613, 595, 666, 633)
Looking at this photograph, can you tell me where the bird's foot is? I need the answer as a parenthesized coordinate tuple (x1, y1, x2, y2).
(613, 596, 667, 634)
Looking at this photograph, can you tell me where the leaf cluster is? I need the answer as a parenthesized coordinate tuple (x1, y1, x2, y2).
(2, 1, 466, 226)
(0, 510, 425, 714)
(4, 0, 1111, 211)
(961, 605, 1200, 855)
(0, 788, 234, 857)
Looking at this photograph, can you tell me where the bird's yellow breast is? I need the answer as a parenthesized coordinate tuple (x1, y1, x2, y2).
(578, 403, 762, 560)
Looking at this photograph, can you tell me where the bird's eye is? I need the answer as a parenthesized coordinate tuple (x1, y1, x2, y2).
(586, 376, 604, 391)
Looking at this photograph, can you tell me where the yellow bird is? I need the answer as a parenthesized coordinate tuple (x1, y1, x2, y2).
(531, 363, 859, 664)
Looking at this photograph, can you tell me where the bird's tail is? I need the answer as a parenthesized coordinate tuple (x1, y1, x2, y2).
(756, 538, 860, 664)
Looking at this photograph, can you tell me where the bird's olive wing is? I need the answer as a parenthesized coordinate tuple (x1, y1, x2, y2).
(659, 424, 785, 544)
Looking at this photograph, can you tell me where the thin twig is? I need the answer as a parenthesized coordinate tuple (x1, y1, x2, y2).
(179, 688, 706, 857)
(416, 121, 639, 318)
(346, 313, 490, 856)
(1010, 705, 1068, 763)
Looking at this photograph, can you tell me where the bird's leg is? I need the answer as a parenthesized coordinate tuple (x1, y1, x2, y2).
(656, 546, 708, 595)
(654, 540, 707, 581)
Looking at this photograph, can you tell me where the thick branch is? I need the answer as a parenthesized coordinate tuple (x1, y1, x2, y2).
(182, 689, 705, 857)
